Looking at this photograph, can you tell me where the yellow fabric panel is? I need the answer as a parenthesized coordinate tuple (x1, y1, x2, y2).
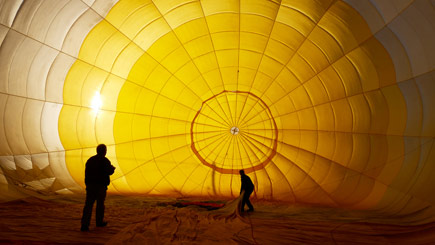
(184, 35, 214, 58)
(105, 0, 152, 29)
(298, 40, 331, 73)
(94, 31, 130, 72)
(346, 48, 380, 92)
(241, 14, 273, 36)
(153, 0, 196, 15)
(314, 103, 335, 131)
(365, 90, 389, 134)
(288, 53, 316, 83)
(206, 13, 238, 33)
(201, 0, 238, 16)
(315, 131, 335, 159)
(133, 18, 171, 50)
(96, 111, 116, 145)
(164, 2, 203, 29)
(174, 18, 208, 43)
(80, 67, 108, 108)
(111, 43, 144, 79)
(318, 66, 347, 101)
(264, 38, 293, 65)
(257, 55, 282, 80)
(241, 0, 279, 18)
(309, 26, 343, 63)
(64, 149, 85, 186)
(148, 32, 181, 62)
(78, 20, 117, 65)
(271, 22, 305, 52)
(319, 0, 371, 53)
(332, 57, 363, 96)
(304, 77, 330, 106)
(62, 61, 93, 107)
(276, 6, 315, 37)
(76, 108, 98, 148)
(282, 0, 333, 22)
(289, 85, 313, 110)
(348, 94, 370, 133)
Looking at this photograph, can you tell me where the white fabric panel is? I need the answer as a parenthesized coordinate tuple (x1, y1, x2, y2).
(82, 0, 96, 7)
(9, 37, 41, 97)
(23, 100, 46, 154)
(0, 167, 7, 183)
(10, 0, 42, 34)
(0, 94, 11, 155)
(369, 0, 414, 23)
(0, 30, 25, 93)
(62, 9, 102, 57)
(344, 0, 385, 33)
(45, 53, 75, 103)
(28, 45, 58, 100)
(41, 102, 64, 152)
(90, 0, 119, 17)
(27, 0, 70, 44)
(415, 72, 435, 137)
(45, 0, 89, 50)
(4, 96, 28, 155)
(398, 79, 423, 136)
(31, 153, 50, 169)
(415, 0, 435, 25)
(0, 156, 15, 170)
(24, 178, 55, 190)
(388, 16, 429, 77)
(375, 28, 413, 82)
(0, 0, 23, 27)
(0, 24, 9, 44)
(399, 2, 435, 72)
(49, 151, 83, 192)
(14, 154, 32, 170)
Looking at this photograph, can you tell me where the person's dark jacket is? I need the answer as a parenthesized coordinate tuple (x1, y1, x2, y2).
(240, 174, 254, 194)
(84, 155, 115, 187)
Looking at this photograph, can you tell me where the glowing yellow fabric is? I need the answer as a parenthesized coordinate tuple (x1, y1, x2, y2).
(60, 0, 404, 207)
(0, 0, 434, 222)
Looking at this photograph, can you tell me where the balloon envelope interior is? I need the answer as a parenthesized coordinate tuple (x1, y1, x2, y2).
(0, 0, 434, 223)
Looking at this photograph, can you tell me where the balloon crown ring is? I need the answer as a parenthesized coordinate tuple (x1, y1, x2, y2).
(190, 90, 278, 174)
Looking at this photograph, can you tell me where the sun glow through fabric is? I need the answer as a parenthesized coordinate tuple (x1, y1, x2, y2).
(0, 0, 434, 224)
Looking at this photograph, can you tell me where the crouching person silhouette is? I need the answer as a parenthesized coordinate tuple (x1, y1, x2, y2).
(81, 144, 116, 231)
(239, 170, 254, 212)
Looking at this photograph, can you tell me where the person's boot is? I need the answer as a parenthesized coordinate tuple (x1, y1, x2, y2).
(96, 221, 108, 227)
(81, 225, 89, 231)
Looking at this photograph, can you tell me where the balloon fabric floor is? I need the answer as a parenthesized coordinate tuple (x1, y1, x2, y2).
(0, 195, 434, 244)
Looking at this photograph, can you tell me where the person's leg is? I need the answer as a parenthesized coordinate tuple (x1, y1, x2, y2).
(81, 187, 97, 230)
(240, 196, 246, 212)
(96, 187, 107, 226)
(245, 191, 254, 211)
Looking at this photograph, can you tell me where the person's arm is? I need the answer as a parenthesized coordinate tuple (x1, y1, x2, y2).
(105, 159, 115, 175)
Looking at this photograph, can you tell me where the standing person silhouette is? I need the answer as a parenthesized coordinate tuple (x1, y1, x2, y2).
(239, 169, 254, 212)
(81, 144, 116, 232)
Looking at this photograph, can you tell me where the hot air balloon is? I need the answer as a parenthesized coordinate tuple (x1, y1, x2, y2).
(0, 0, 434, 242)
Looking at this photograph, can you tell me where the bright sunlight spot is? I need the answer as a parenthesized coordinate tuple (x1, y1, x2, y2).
(91, 91, 102, 112)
